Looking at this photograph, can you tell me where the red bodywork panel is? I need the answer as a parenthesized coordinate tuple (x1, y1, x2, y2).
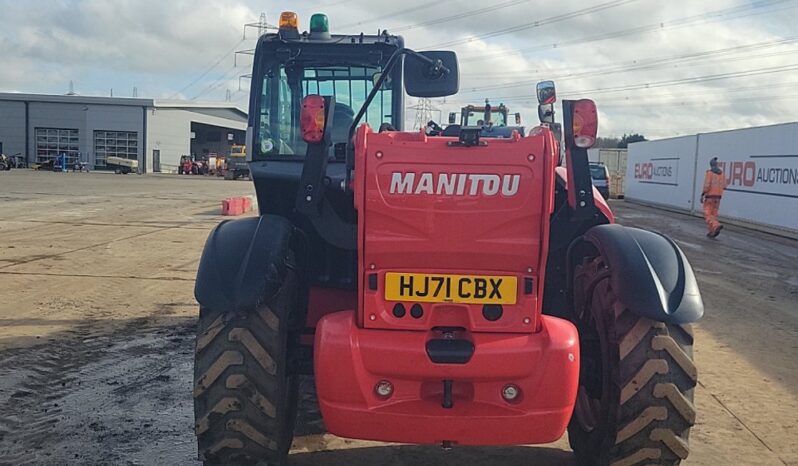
(313, 125, 583, 446)
(315, 311, 579, 445)
(301, 287, 358, 346)
(354, 127, 557, 333)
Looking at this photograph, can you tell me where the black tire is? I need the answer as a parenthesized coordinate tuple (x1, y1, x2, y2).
(193, 261, 300, 465)
(568, 256, 697, 466)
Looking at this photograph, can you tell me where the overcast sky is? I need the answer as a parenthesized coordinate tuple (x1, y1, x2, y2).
(1, 0, 797, 138)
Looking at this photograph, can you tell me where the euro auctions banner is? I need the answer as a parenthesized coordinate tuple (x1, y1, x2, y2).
(626, 135, 698, 211)
(696, 122, 798, 233)
(628, 124, 798, 234)
(713, 156, 798, 198)
(633, 158, 680, 186)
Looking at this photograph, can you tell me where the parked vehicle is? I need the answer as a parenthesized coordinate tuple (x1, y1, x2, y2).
(590, 162, 611, 199)
(32, 159, 55, 171)
(192, 12, 703, 466)
(0, 153, 26, 170)
(223, 144, 249, 180)
(179, 155, 209, 175)
(106, 156, 138, 174)
(443, 99, 525, 138)
(10, 154, 26, 169)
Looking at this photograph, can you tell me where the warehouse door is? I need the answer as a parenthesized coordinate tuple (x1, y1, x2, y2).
(152, 150, 160, 172)
(35, 128, 79, 164)
(94, 130, 138, 170)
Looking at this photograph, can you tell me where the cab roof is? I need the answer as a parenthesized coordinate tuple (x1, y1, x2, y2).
(260, 31, 403, 47)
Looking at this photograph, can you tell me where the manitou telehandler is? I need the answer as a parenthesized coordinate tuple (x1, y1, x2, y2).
(193, 11, 702, 466)
(446, 99, 524, 137)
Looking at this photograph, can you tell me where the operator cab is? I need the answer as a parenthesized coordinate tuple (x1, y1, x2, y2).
(246, 13, 458, 290)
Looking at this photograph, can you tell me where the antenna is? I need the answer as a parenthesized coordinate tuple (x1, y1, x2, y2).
(133, 87, 138, 97)
(66, 81, 77, 96)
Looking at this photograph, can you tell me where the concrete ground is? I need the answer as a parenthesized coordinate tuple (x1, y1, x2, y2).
(0, 170, 796, 465)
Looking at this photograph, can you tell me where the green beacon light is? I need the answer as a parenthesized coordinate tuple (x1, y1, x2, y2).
(310, 13, 330, 37)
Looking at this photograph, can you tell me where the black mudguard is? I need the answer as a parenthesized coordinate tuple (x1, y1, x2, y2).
(195, 215, 294, 312)
(570, 224, 704, 324)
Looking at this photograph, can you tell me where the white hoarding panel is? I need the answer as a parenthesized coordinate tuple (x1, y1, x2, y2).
(626, 136, 697, 211)
(695, 123, 798, 233)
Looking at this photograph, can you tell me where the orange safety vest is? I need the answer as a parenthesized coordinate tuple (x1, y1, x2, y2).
(703, 170, 727, 198)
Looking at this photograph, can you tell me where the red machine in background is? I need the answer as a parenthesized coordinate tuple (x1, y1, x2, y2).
(178, 155, 208, 175)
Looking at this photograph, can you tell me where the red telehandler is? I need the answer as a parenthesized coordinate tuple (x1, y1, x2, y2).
(192, 11, 702, 466)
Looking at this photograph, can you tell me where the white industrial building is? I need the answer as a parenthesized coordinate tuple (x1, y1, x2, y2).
(0, 93, 247, 173)
(625, 122, 798, 236)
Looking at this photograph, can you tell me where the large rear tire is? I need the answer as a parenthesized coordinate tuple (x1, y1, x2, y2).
(568, 256, 697, 466)
(193, 261, 300, 465)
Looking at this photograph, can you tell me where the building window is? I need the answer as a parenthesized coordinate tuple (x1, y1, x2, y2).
(94, 130, 138, 169)
(35, 128, 79, 163)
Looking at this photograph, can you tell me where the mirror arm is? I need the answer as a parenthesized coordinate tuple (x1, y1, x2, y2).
(344, 47, 448, 190)
(562, 100, 596, 221)
(344, 47, 405, 189)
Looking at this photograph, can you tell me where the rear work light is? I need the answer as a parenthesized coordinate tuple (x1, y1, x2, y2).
(279, 11, 298, 31)
(300, 95, 327, 144)
(571, 99, 598, 149)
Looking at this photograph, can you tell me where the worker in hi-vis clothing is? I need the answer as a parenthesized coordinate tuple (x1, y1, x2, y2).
(701, 157, 728, 238)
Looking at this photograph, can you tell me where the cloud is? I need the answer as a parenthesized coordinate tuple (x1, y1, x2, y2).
(1, 0, 797, 138)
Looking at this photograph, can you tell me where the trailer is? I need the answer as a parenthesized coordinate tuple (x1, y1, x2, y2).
(106, 156, 138, 175)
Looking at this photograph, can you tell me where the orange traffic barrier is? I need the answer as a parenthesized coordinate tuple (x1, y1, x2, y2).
(221, 196, 254, 216)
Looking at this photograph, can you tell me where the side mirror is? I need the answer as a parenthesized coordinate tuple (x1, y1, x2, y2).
(448, 112, 457, 124)
(404, 51, 459, 98)
(536, 80, 556, 105)
(514, 112, 521, 125)
(538, 104, 554, 124)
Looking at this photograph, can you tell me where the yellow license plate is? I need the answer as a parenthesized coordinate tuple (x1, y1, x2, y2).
(384, 273, 517, 305)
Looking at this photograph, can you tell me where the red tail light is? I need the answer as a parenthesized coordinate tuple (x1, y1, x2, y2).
(301, 95, 326, 144)
(571, 99, 597, 149)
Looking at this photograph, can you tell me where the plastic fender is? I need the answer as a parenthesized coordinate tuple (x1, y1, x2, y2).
(575, 224, 704, 324)
(195, 215, 294, 311)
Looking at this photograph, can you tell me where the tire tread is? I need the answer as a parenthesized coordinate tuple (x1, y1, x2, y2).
(569, 256, 697, 466)
(193, 265, 298, 465)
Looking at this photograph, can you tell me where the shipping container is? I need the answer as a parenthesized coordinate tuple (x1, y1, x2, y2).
(625, 122, 798, 236)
